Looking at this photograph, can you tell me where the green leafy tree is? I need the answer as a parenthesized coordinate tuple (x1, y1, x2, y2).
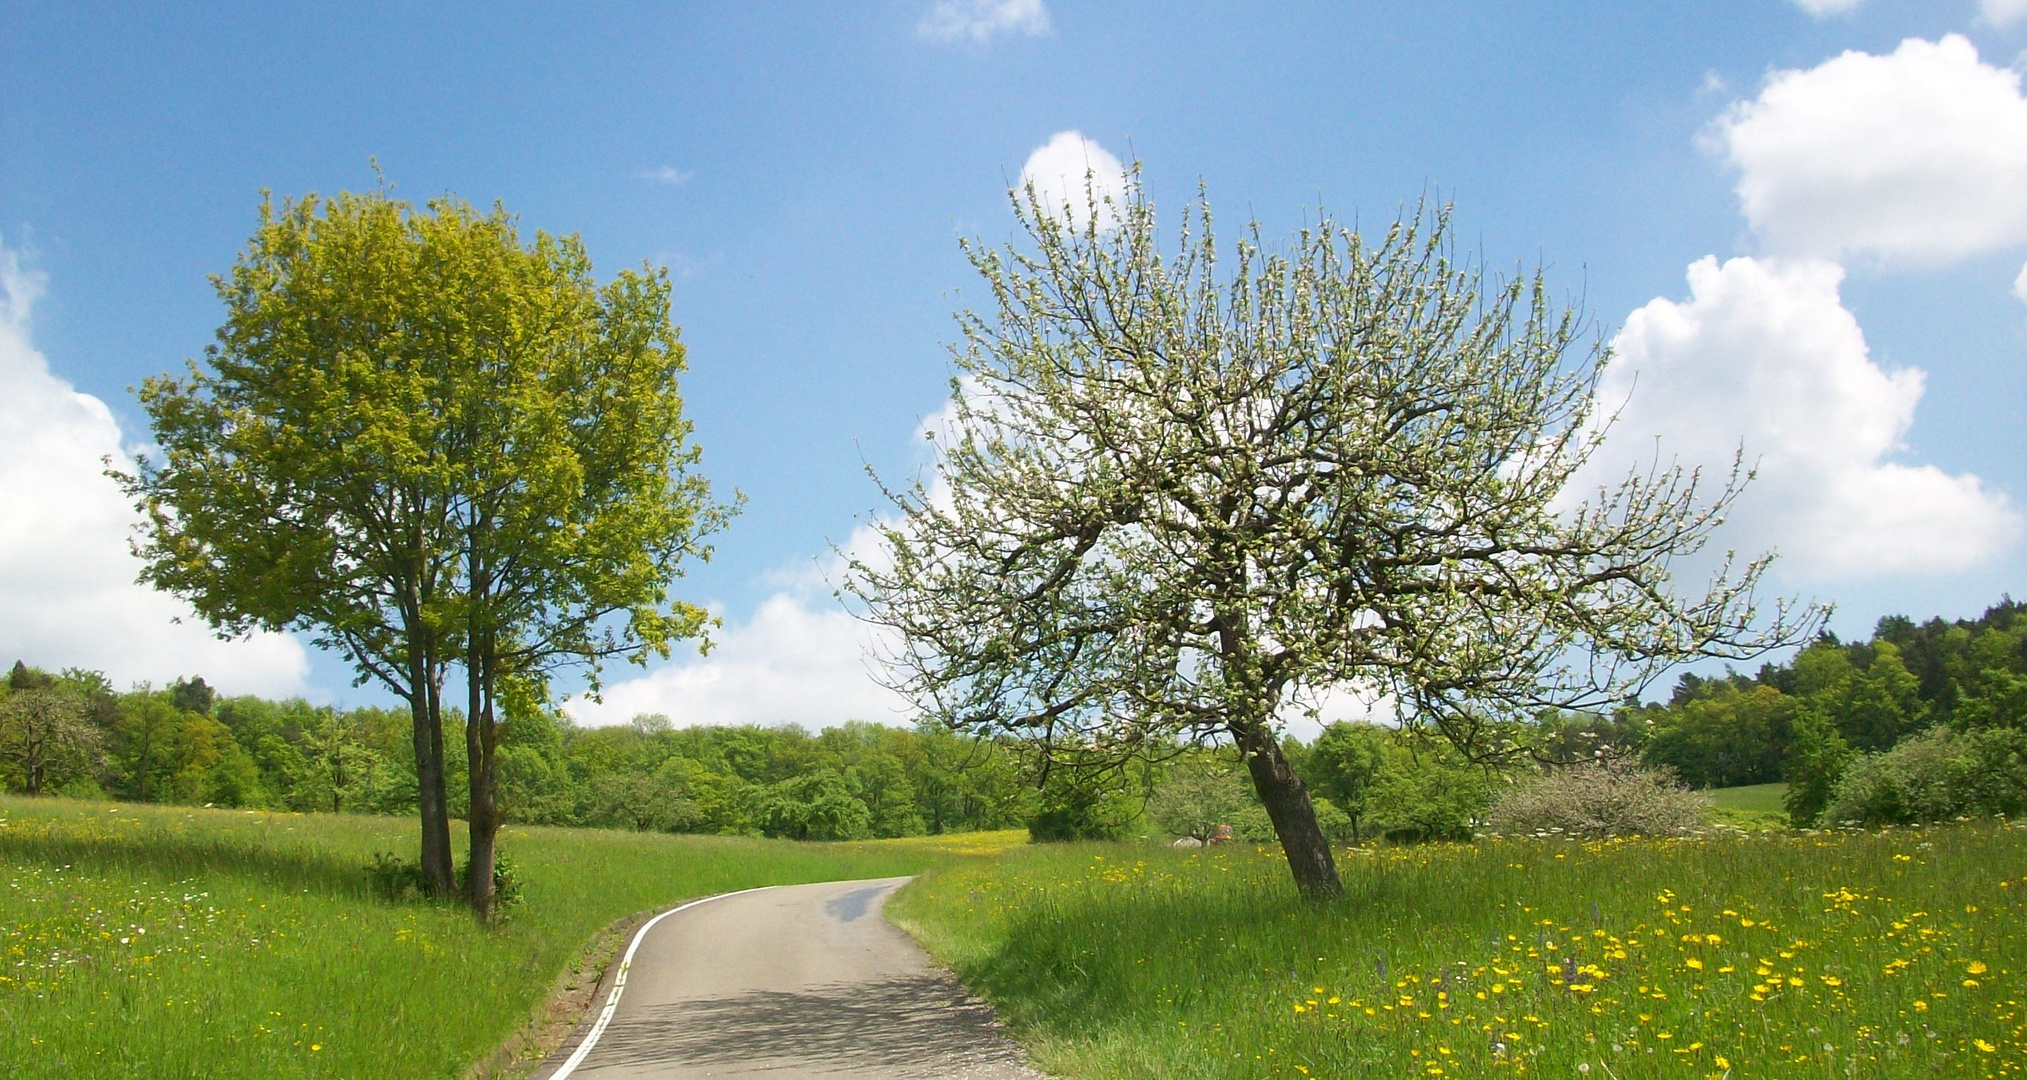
(1304, 722, 1389, 842)
(849, 176, 1810, 897)
(1640, 682, 1792, 788)
(1783, 702, 1852, 827)
(1146, 755, 1253, 843)
(121, 189, 728, 912)
(758, 770, 873, 841)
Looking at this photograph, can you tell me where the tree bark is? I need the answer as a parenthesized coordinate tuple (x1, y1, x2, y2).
(408, 641, 455, 897)
(463, 630, 499, 917)
(1233, 719, 1343, 900)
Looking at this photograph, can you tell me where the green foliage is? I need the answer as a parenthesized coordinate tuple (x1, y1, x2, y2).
(1635, 598, 2026, 802)
(1303, 723, 1387, 841)
(1145, 755, 1253, 843)
(1784, 703, 1853, 827)
(1, 661, 1036, 840)
(757, 769, 874, 841)
(1362, 739, 1492, 842)
(1028, 770, 1138, 842)
(1637, 681, 1792, 788)
(1821, 725, 2027, 827)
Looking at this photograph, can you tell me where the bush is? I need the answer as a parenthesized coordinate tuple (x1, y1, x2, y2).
(1820, 726, 2027, 827)
(1366, 748, 1492, 842)
(1486, 761, 1709, 839)
(757, 769, 873, 841)
(1027, 774, 1137, 842)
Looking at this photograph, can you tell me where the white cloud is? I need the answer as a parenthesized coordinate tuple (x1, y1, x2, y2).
(1983, 0, 2027, 26)
(1017, 130, 1129, 231)
(917, 0, 1050, 42)
(1593, 255, 2019, 580)
(638, 165, 694, 185)
(1790, 0, 1863, 15)
(2015, 260, 2027, 304)
(0, 240, 309, 696)
(562, 592, 911, 729)
(1712, 35, 2027, 264)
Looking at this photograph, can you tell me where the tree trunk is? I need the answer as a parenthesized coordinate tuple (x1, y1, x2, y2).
(463, 634, 499, 918)
(408, 646, 455, 897)
(1233, 719, 1343, 900)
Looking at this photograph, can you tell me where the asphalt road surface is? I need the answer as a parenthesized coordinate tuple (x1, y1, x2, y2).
(535, 877, 1044, 1080)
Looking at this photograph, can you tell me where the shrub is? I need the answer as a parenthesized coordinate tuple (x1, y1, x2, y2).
(757, 769, 873, 841)
(1486, 760, 1709, 839)
(1820, 725, 2027, 827)
(1027, 774, 1137, 842)
(1366, 748, 1492, 842)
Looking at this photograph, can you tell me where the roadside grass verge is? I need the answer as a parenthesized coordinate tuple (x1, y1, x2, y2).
(0, 795, 965, 1079)
(890, 823, 2027, 1078)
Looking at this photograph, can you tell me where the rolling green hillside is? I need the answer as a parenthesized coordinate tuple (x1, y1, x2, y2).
(0, 795, 984, 1079)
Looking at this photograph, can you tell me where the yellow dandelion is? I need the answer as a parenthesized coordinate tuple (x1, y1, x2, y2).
(1968, 961, 1989, 975)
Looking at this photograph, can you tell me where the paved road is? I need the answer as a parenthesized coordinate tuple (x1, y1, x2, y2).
(535, 878, 1043, 1080)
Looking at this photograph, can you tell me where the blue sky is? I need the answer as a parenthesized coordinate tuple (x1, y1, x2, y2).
(1, 1, 2023, 727)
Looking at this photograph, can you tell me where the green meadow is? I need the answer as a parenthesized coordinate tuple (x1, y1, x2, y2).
(890, 822, 2027, 1079)
(0, 795, 991, 1079)
(11, 788, 2027, 1079)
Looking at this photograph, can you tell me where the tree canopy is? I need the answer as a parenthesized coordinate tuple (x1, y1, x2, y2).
(120, 188, 730, 911)
(850, 175, 1812, 898)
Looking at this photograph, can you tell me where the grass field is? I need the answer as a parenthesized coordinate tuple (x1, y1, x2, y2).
(0, 795, 991, 1079)
(1710, 783, 1789, 816)
(890, 824, 2027, 1078)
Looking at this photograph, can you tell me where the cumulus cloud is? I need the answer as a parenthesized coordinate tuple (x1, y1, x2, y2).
(917, 0, 1050, 42)
(1790, 0, 1863, 15)
(1591, 255, 2019, 580)
(1711, 35, 2027, 264)
(562, 591, 910, 729)
(1016, 130, 1129, 231)
(0, 240, 309, 695)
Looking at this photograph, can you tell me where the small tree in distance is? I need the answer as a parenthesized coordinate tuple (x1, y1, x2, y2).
(848, 171, 1815, 899)
(1147, 756, 1251, 844)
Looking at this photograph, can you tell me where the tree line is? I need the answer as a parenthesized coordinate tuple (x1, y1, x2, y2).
(0, 662, 1032, 839)
(1627, 596, 2026, 824)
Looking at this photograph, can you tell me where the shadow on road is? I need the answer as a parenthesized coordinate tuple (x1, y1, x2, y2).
(591, 972, 1026, 1075)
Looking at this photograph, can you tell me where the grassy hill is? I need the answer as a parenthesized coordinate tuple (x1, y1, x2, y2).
(1709, 782, 1788, 815)
(0, 795, 1000, 1079)
(890, 822, 2027, 1078)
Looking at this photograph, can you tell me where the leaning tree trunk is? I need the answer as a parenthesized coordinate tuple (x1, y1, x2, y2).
(1233, 719, 1343, 900)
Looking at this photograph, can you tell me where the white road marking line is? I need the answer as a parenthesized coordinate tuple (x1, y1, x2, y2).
(544, 885, 778, 1080)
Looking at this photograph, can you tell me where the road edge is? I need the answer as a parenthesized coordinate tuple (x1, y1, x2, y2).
(523, 886, 777, 1080)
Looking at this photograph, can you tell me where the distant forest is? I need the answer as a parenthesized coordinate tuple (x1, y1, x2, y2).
(1627, 597, 2024, 787)
(2, 596, 2020, 839)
